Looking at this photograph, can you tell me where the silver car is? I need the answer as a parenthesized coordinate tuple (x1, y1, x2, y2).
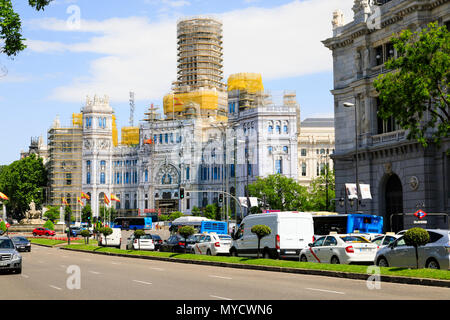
(0, 236, 22, 274)
(375, 229, 450, 270)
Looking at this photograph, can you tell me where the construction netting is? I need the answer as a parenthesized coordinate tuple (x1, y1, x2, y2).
(163, 90, 219, 115)
(112, 115, 118, 147)
(227, 73, 264, 93)
(121, 127, 139, 146)
(72, 113, 83, 127)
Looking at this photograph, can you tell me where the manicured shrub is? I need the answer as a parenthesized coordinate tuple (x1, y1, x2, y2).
(43, 220, 55, 231)
(404, 228, 430, 269)
(251, 225, 272, 259)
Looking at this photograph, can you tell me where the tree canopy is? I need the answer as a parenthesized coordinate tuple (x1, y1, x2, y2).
(0, 154, 48, 220)
(374, 22, 450, 150)
(1, 0, 52, 57)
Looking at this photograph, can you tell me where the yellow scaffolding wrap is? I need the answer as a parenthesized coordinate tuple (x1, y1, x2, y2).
(72, 113, 83, 127)
(121, 127, 139, 146)
(227, 73, 264, 93)
(163, 90, 219, 115)
(112, 115, 118, 147)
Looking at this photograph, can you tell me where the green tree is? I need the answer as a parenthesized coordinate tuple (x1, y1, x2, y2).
(204, 204, 218, 220)
(0, 154, 48, 221)
(169, 211, 183, 221)
(64, 205, 74, 224)
(81, 204, 92, 224)
(308, 168, 336, 212)
(100, 227, 113, 247)
(1, 0, 52, 57)
(133, 229, 146, 251)
(191, 206, 202, 217)
(43, 220, 54, 231)
(404, 228, 430, 269)
(373, 22, 450, 150)
(44, 206, 60, 223)
(0, 220, 6, 234)
(248, 174, 309, 211)
(251, 225, 272, 259)
(80, 229, 91, 245)
(158, 214, 169, 222)
(178, 226, 195, 253)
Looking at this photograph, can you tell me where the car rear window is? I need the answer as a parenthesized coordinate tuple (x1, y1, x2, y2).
(340, 236, 370, 243)
(428, 232, 444, 243)
(141, 235, 152, 239)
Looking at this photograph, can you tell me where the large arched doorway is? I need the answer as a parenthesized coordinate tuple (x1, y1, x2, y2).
(385, 174, 403, 232)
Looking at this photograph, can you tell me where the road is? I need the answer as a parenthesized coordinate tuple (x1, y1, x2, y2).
(0, 244, 449, 300)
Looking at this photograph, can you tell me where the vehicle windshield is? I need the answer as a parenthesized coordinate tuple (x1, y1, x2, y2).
(218, 235, 231, 240)
(141, 235, 152, 239)
(12, 237, 28, 242)
(0, 239, 15, 249)
(340, 236, 370, 243)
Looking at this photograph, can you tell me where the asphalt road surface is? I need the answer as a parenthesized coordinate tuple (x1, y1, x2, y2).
(0, 244, 449, 300)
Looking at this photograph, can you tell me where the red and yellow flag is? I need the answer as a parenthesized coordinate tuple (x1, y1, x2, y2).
(81, 192, 90, 200)
(62, 197, 69, 206)
(103, 194, 110, 205)
(110, 194, 120, 202)
(77, 197, 84, 206)
(0, 192, 9, 201)
(174, 97, 183, 106)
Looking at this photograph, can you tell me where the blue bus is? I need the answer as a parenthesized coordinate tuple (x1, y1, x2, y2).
(200, 221, 228, 234)
(312, 213, 384, 236)
(112, 217, 153, 230)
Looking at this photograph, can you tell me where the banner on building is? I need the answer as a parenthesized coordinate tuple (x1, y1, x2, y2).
(345, 183, 358, 200)
(238, 197, 248, 208)
(249, 197, 259, 208)
(359, 184, 372, 200)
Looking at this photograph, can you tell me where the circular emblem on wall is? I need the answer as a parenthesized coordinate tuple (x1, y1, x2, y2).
(409, 176, 419, 191)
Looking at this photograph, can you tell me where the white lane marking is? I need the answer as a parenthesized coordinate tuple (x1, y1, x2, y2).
(305, 288, 345, 295)
(133, 280, 152, 285)
(210, 295, 232, 301)
(83, 258, 92, 262)
(21, 274, 29, 278)
(209, 275, 232, 280)
(111, 262, 121, 265)
(49, 285, 62, 291)
(60, 265, 67, 268)
(89, 271, 101, 275)
(149, 267, 164, 271)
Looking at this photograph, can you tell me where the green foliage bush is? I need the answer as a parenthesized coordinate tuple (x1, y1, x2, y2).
(134, 229, 145, 238)
(404, 228, 430, 247)
(179, 226, 195, 240)
(0, 221, 6, 232)
(251, 225, 272, 259)
(43, 220, 54, 231)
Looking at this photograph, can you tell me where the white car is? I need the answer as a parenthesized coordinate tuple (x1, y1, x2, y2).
(193, 233, 232, 256)
(299, 234, 378, 264)
(371, 234, 400, 250)
(126, 234, 155, 251)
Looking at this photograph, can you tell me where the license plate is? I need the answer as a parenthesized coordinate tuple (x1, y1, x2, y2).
(0, 261, 9, 267)
(285, 251, 296, 254)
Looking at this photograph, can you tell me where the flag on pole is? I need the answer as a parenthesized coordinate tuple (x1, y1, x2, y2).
(81, 192, 90, 200)
(104, 194, 110, 205)
(0, 192, 9, 201)
(111, 194, 120, 202)
(77, 197, 84, 206)
(62, 197, 69, 206)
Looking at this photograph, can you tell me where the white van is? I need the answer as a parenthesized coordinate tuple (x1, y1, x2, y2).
(98, 228, 122, 248)
(230, 212, 314, 259)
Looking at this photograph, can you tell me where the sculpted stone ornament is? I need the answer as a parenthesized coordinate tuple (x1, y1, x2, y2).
(409, 176, 419, 191)
(20, 201, 46, 225)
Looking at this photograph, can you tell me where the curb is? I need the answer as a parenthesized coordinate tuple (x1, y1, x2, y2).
(59, 247, 450, 288)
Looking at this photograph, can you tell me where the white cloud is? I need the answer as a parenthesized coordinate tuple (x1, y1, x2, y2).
(27, 0, 353, 103)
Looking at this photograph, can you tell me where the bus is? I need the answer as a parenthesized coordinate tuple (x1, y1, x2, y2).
(199, 221, 228, 235)
(112, 217, 153, 230)
(312, 213, 384, 236)
(169, 216, 211, 233)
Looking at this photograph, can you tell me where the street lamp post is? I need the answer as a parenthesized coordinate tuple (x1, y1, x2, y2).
(343, 102, 359, 213)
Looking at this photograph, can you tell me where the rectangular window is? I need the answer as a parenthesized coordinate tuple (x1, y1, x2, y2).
(302, 163, 307, 177)
(186, 166, 190, 180)
(186, 198, 190, 210)
(87, 172, 91, 185)
(230, 164, 235, 178)
(275, 160, 282, 174)
(375, 45, 383, 66)
(301, 149, 307, 157)
(100, 172, 105, 184)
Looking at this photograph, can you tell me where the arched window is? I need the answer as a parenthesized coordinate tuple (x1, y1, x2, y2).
(283, 146, 289, 153)
(283, 125, 288, 133)
(276, 125, 281, 134)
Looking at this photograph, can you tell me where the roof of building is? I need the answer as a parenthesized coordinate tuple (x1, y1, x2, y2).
(301, 118, 334, 128)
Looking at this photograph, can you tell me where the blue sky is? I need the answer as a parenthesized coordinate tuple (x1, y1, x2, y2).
(0, 0, 354, 165)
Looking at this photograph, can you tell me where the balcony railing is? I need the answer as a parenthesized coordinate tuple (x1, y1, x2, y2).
(371, 130, 406, 146)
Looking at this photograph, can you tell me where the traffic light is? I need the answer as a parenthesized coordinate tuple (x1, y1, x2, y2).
(219, 193, 223, 203)
(180, 188, 185, 199)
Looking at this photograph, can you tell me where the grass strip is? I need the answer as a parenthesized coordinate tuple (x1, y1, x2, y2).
(63, 244, 450, 281)
(30, 238, 98, 246)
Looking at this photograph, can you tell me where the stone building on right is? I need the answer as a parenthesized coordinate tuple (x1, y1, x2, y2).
(322, 0, 450, 232)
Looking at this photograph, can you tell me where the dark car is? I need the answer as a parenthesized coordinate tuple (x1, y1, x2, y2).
(32, 228, 55, 236)
(150, 234, 163, 251)
(159, 234, 194, 253)
(11, 236, 31, 252)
